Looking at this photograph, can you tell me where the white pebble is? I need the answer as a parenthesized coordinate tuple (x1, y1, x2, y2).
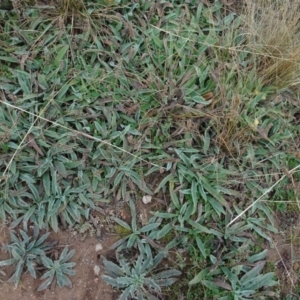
(142, 195, 152, 204)
(93, 265, 101, 276)
(95, 243, 103, 252)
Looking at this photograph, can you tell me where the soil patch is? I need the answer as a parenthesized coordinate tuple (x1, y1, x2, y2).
(267, 208, 300, 297)
(0, 223, 119, 300)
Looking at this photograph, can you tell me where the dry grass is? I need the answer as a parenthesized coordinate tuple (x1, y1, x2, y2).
(206, 0, 300, 157)
(243, 0, 300, 89)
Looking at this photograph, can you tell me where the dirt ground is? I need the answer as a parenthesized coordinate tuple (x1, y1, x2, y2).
(0, 198, 162, 300)
(0, 223, 119, 300)
(267, 208, 300, 297)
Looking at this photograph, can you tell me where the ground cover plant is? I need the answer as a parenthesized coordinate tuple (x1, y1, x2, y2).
(0, 226, 76, 290)
(1, 0, 300, 298)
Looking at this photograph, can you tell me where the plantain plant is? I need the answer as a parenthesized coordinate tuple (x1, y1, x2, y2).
(0, 226, 56, 286)
(0, 227, 76, 291)
(38, 246, 76, 291)
(110, 198, 161, 251)
(102, 243, 181, 300)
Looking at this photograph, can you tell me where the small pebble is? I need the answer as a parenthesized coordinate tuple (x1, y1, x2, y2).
(95, 243, 103, 252)
(94, 265, 101, 276)
(142, 195, 152, 204)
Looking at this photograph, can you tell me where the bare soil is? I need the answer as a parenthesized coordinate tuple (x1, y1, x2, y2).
(0, 223, 119, 300)
(267, 208, 300, 297)
(0, 196, 163, 300)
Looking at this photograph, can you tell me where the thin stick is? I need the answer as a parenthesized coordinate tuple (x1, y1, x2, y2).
(0, 100, 163, 182)
(228, 163, 300, 226)
(1, 99, 53, 181)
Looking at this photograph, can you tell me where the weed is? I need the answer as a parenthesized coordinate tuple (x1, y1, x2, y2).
(265, 261, 276, 273)
(0, 226, 56, 286)
(114, 224, 131, 237)
(0, 227, 76, 291)
(0, 0, 300, 297)
(110, 198, 161, 250)
(74, 221, 96, 240)
(189, 254, 278, 299)
(102, 243, 181, 300)
(110, 198, 178, 252)
(38, 246, 76, 291)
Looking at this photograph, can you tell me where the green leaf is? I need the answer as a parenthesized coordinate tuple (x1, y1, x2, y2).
(197, 172, 229, 209)
(50, 215, 59, 232)
(26, 258, 37, 279)
(54, 161, 68, 178)
(208, 197, 225, 216)
(15, 70, 31, 94)
(57, 84, 69, 100)
(0, 258, 18, 267)
(154, 270, 181, 279)
(35, 232, 50, 248)
(114, 171, 124, 187)
(57, 272, 72, 288)
(191, 180, 198, 214)
(61, 264, 76, 275)
(154, 173, 174, 194)
(60, 247, 75, 262)
(139, 223, 160, 233)
(130, 176, 153, 195)
(170, 189, 180, 209)
(202, 279, 222, 291)
(183, 203, 194, 221)
(240, 261, 265, 285)
(23, 206, 36, 222)
(187, 219, 212, 234)
(154, 212, 177, 219)
(248, 249, 268, 263)
(102, 275, 121, 288)
(27, 182, 40, 202)
(37, 274, 54, 291)
(127, 234, 137, 248)
(54, 45, 69, 67)
(189, 267, 210, 285)
(129, 199, 137, 232)
(251, 224, 271, 241)
(156, 277, 178, 287)
(64, 161, 83, 168)
(8, 258, 25, 285)
(113, 217, 131, 231)
(156, 224, 173, 240)
(109, 236, 129, 250)
(243, 272, 277, 290)
(43, 172, 51, 197)
(0, 56, 19, 63)
(116, 277, 133, 286)
(175, 149, 192, 165)
(41, 255, 53, 269)
(196, 236, 207, 258)
(102, 258, 124, 277)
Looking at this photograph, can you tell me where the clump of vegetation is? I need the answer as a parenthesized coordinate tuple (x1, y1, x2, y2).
(242, 0, 300, 89)
(1, 0, 300, 297)
(38, 246, 76, 291)
(0, 227, 76, 290)
(102, 243, 181, 300)
(0, 227, 56, 285)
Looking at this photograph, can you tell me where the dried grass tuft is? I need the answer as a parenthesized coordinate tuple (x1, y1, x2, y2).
(243, 0, 300, 89)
